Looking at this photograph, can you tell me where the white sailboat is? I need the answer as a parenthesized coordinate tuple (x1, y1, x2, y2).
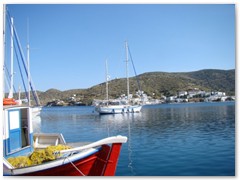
(95, 41, 142, 114)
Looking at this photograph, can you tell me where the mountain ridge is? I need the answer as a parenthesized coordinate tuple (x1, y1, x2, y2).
(33, 69, 235, 105)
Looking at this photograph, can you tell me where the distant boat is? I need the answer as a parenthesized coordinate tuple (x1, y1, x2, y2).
(95, 41, 142, 114)
(95, 99, 142, 114)
(3, 6, 127, 176)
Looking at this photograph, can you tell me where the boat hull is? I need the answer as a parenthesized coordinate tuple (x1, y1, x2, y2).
(96, 105, 142, 114)
(4, 143, 123, 176)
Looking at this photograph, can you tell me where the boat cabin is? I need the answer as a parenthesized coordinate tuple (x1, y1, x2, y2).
(3, 106, 34, 159)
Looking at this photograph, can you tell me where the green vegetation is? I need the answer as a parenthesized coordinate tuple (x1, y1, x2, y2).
(20, 69, 235, 106)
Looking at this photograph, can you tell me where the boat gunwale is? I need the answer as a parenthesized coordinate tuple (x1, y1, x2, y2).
(3, 147, 101, 175)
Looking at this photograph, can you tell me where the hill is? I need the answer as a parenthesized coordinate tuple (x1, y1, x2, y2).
(31, 69, 235, 105)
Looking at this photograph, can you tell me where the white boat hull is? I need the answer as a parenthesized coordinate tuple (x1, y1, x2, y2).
(96, 105, 142, 114)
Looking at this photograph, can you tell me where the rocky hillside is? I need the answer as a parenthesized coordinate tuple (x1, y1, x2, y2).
(22, 69, 235, 106)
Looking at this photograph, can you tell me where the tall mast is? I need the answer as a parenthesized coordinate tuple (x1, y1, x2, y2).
(27, 19, 31, 106)
(8, 17, 14, 99)
(125, 41, 129, 101)
(3, 4, 6, 98)
(27, 42, 31, 106)
(105, 59, 109, 102)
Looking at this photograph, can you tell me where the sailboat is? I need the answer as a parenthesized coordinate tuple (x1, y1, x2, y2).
(95, 41, 142, 114)
(3, 5, 127, 176)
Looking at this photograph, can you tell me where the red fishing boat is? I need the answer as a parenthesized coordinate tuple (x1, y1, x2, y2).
(3, 117, 127, 176)
(2, 5, 127, 176)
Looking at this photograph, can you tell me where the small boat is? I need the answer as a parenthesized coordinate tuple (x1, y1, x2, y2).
(95, 41, 142, 115)
(3, 5, 127, 176)
(3, 107, 127, 176)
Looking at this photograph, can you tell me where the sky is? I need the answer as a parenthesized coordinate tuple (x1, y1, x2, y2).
(3, 3, 235, 92)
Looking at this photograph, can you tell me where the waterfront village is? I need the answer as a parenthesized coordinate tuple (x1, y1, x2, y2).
(46, 88, 235, 107)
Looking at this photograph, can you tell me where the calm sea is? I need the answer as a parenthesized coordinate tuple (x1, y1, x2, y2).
(33, 102, 235, 176)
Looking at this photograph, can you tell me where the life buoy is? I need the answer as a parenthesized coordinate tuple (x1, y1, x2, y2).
(3, 98, 17, 105)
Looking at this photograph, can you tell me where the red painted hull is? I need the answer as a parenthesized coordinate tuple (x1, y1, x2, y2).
(7, 143, 123, 176)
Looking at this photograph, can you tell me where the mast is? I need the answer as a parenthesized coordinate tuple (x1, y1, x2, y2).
(27, 19, 31, 106)
(3, 4, 6, 98)
(8, 17, 14, 99)
(105, 59, 109, 103)
(125, 41, 130, 101)
(27, 42, 31, 106)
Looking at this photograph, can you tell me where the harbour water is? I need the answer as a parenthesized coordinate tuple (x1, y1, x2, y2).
(33, 102, 235, 176)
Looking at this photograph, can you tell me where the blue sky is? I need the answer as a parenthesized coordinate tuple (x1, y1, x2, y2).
(4, 4, 235, 91)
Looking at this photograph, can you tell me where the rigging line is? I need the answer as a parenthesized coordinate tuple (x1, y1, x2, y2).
(14, 41, 29, 99)
(3, 64, 17, 94)
(6, 10, 39, 105)
(27, 77, 39, 106)
(6, 14, 30, 102)
(26, 18, 41, 106)
(100, 145, 112, 176)
(4, 72, 11, 92)
(3, 11, 22, 96)
(127, 45, 142, 93)
(13, 21, 40, 105)
(3, 65, 11, 87)
(29, 78, 41, 105)
(64, 157, 86, 176)
(6, 11, 28, 90)
(30, 83, 40, 106)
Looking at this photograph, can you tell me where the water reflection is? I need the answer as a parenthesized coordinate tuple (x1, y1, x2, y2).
(32, 102, 235, 176)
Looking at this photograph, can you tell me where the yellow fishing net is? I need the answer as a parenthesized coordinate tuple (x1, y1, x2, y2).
(7, 144, 72, 168)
